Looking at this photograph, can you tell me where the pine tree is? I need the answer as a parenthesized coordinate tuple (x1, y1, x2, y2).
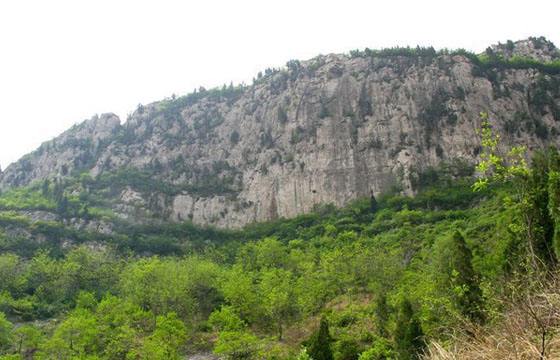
(306, 316, 334, 360)
(394, 299, 424, 360)
(527, 149, 556, 266)
(447, 231, 484, 322)
(375, 293, 389, 337)
(547, 147, 560, 260)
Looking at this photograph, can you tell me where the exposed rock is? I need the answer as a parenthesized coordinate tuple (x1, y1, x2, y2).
(1, 38, 560, 229)
(0, 113, 121, 190)
(19, 210, 58, 223)
(491, 37, 560, 62)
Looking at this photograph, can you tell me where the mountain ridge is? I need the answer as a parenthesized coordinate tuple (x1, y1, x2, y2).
(1, 36, 559, 228)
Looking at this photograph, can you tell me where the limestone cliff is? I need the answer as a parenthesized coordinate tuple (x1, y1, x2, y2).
(1, 37, 559, 228)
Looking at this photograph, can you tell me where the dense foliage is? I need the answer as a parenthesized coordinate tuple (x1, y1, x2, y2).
(0, 169, 526, 359)
(2, 121, 560, 358)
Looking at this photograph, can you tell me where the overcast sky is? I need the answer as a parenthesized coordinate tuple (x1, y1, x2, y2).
(0, 0, 558, 170)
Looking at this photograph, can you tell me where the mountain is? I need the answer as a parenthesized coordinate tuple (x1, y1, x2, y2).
(1, 36, 560, 359)
(1, 36, 559, 229)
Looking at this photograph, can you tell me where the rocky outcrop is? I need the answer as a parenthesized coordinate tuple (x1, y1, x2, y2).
(0, 113, 120, 189)
(1, 38, 560, 228)
(490, 37, 560, 62)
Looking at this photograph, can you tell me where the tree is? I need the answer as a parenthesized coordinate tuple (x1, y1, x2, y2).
(75, 291, 97, 310)
(213, 330, 260, 360)
(118, 258, 196, 318)
(394, 299, 424, 360)
(220, 266, 261, 323)
(12, 324, 43, 356)
(472, 113, 558, 271)
(140, 312, 186, 360)
(306, 316, 334, 360)
(0, 254, 20, 295)
(525, 149, 557, 266)
(254, 237, 287, 269)
(259, 268, 296, 339)
(209, 306, 246, 331)
(375, 293, 390, 337)
(433, 231, 484, 322)
(94, 295, 150, 359)
(0, 312, 12, 351)
(333, 337, 361, 360)
(546, 148, 560, 260)
(359, 337, 395, 360)
(39, 308, 99, 358)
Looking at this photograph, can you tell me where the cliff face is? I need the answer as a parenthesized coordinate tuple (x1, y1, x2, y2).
(2, 37, 560, 228)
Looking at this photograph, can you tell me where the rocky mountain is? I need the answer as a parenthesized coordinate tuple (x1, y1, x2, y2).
(1, 36, 560, 228)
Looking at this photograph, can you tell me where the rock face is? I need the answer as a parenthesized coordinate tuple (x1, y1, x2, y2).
(0, 113, 121, 188)
(490, 36, 560, 62)
(1, 38, 560, 228)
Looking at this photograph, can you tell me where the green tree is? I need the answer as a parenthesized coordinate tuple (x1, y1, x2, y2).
(259, 268, 296, 339)
(95, 295, 150, 359)
(39, 308, 98, 358)
(546, 148, 560, 259)
(523, 149, 557, 266)
(220, 266, 261, 323)
(472, 113, 558, 271)
(213, 330, 260, 360)
(375, 293, 390, 337)
(394, 299, 424, 360)
(306, 316, 333, 360)
(209, 305, 246, 331)
(140, 312, 186, 360)
(0, 254, 20, 295)
(433, 231, 484, 322)
(359, 337, 395, 360)
(119, 257, 196, 318)
(0, 312, 12, 351)
(12, 324, 43, 356)
(333, 337, 361, 360)
(75, 291, 97, 310)
(255, 237, 287, 269)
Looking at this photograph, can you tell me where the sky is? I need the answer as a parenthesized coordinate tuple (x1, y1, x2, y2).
(0, 0, 559, 170)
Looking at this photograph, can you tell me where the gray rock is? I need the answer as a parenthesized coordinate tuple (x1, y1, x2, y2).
(1, 38, 560, 229)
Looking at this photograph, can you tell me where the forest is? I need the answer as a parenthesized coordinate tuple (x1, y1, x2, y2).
(1, 121, 560, 359)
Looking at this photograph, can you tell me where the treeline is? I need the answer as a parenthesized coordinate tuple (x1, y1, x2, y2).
(347, 44, 560, 76)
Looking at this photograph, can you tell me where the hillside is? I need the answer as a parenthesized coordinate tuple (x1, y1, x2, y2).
(1, 36, 559, 229)
(1, 37, 560, 360)
(0, 176, 517, 359)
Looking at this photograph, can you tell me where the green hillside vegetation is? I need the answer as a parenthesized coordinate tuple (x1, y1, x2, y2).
(1, 121, 560, 359)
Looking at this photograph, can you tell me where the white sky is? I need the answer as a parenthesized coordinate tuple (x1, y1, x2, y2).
(0, 0, 558, 170)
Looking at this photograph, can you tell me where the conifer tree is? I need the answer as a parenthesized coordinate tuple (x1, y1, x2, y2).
(446, 231, 484, 322)
(375, 293, 389, 338)
(306, 316, 334, 360)
(394, 299, 424, 360)
(526, 149, 556, 266)
(547, 147, 560, 260)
